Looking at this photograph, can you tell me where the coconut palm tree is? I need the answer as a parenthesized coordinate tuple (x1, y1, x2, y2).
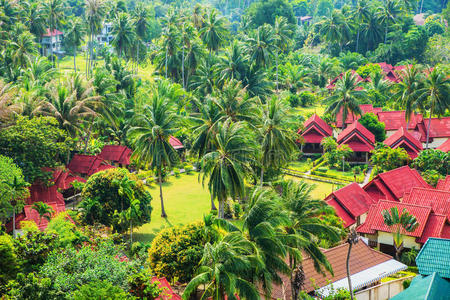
(22, 1, 46, 39)
(132, 3, 149, 73)
(245, 24, 276, 69)
(346, 229, 359, 300)
(200, 121, 256, 218)
(65, 17, 85, 72)
(273, 16, 292, 91)
(382, 207, 419, 260)
(85, 0, 107, 76)
(325, 71, 366, 128)
(361, 10, 383, 51)
(415, 68, 450, 149)
(182, 232, 261, 300)
(31, 201, 54, 226)
(42, 0, 64, 66)
(258, 96, 297, 186)
(216, 40, 246, 85)
(0, 80, 21, 124)
(319, 10, 351, 52)
(2, 175, 30, 238)
(321, 136, 339, 153)
(394, 65, 424, 127)
(352, 0, 370, 52)
(111, 12, 136, 59)
(128, 92, 179, 218)
(199, 9, 229, 54)
(10, 31, 38, 68)
(377, 0, 401, 43)
(159, 24, 180, 79)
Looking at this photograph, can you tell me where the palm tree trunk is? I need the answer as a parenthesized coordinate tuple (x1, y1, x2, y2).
(260, 167, 264, 187)
(355, 29, 360, 52)
(182, 45, 185, 89)
(425, 105, 433, 149)
(384, 23, 388, 44)
(74, 48, 77, 73)
(276, 51, 279, 93)
(130, 220, 133, 243)
(165, 46, 168, 78)
(419, 0, 424, 13)
(12, 206, 16, 238)
(158, 169, 167, 218)
(218, 198, 224, 219)
(136, 42, 139, 75)
(347, 243, 354, 300)
(50, 26, 54, 67)
(210, 193, 217, 211)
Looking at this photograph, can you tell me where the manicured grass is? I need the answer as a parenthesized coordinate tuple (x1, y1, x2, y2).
(295, 104, 326, 117)
(286, 175, 337, 200)
(133, 173, 214, 243)
(289, 160, 311, 173)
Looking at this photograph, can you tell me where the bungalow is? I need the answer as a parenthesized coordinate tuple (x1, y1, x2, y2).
(336, 121, 375, 163)
(376, 111, 423, 137)
(67, 154, 114, 176)
(41, 28, 64, 57)
(363, 166, 430, 202)
(334, 104, 382, 130)
(402, 187, 450, 219)
(417, 117, 450, 148)
(99, 145, 132, 166)
(298, 114, 333, 154)
(325, 182, 375, 228)
(384, 127, 423, 159)
(169, 136, 184, 150)
(356, 200, 450, 252)
(436, 175, 450, 191)
(437, 138, 450, 152)
(270, 240, 407, 299)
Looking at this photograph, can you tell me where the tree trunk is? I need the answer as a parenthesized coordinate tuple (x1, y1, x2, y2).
(12, 206, 16, 238)
(74, 48, 77, 73)
(136, 42, 139, 75)
(50, 26, 54, 67)
(355, 29, 360, 52)
(83, 117, 94, 153)
(420, 0, 424, 13)
(159, 169, 167, 218)
(384, 23, 388, 44)
(210, 193, 217, 211)
(218, 198, 224, 219)
(276, 51, 279, 93)
(347, 243, 354, 300)
(182, 45, 185, 89)
(130, 219, 133, 244)
(260, 167, 264, 187)
(425, 105, 433, 149)
(165, 46, 168, 78)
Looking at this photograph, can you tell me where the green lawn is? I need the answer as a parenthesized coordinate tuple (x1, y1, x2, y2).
(295, 104, 326, 117)
(133, 173, 213, 242)
(287, 176, 337, 200)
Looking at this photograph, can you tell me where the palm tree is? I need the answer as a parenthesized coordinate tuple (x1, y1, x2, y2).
(0, 80, 21, 124)
(199, 9, 228, 54)
(2, 175, 30, 238)
(352, 0, 370, 52)
(325, 71, 366, 128)
(85, 0, 107, 76)
(113, 174, 140, 243)
(258, 96, 297, 186)
(159, 25, 180, 79)
(216, 41, 246, 85)
(415, 68, 450, 149)
(377, 0, 401, 43)
(42, 0, 64, 66)
(132, 3, 149, 73)
(319, 10, 351, 52)
(382, 207, 419, 260)
(273, 16, 292, 91)
(65, 17, 85, 72)
(245, 24, 276, 68)
(280, 63, 311, 94)
(31, 201, 55, 226)
(23, 1, 46, 39)
(361, 10, 383, 51)
(182, 232, 260, 300)
(111, 12, 136, 59)
(10, 31, 38, 68)
(200, 121, 256, 218)
(346, 229, 359, 300)
(321, 136, 338, 153)
(394, 65, 424, 127)
(128, 92, 179, 218)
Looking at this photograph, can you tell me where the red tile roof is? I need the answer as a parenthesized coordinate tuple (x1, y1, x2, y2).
(42, 28, 63, 36)
(337, 121, 375, 152)
(67, 154, 114, 176)
(377, 62, 394, 73)
(300, 114, 333, 144)
(417, 214, 447, 244)
(363, 166, 430, 202)
(19, 202, 66, 231)
(335, 104, 382, 128)
(169, 136, 184, 149)
(357, 200, 432, 237)
(437, 139, 450, 152)
(421, 117, 450, 138)
(326, 183, 375, 227)
(151, 277, 181, 300)
(436, 176, 450, 192)
(99, 145, 132, 165)
(403, 187, 450, 219)
(384, 127, 423, 159)
(302, 114, 333, 136)
(326, 70, 365, 90)
(377, 111, 423, 131)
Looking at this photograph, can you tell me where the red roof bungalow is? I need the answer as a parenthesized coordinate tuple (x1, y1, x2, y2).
(325, 182, 375, 228)
(363, 166, 430, 203)
(42, 28, 63, 37)
(151, 277, 181, 300)
(418, 117, 450, 148)
(298, 114, 333, 153)
(357, 201, 450, 250)
(337, 121, 375, 162)
(377, 111, 423, 134)
(67, 154, 114, 176)
(384, 127, 423, 159)
(169, 136, 184, 150)
(403, 187, 450, 219)
(326, 70, 365, 90)
(376, 62, 394, 73)
(335, 104, 382, 129)
(99, 145, 132, 166)
(436, 176, 450, 192)
(8, 202, 66, 232)
(437, 138, 450, 152)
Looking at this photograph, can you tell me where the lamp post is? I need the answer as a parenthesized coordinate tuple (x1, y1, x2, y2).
(342, 156, 345, 173)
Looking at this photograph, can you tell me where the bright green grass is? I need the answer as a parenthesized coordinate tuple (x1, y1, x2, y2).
(289, 160, 311, 173)
(133, 173, 214, 242)
(295, 104, 326, 117)
(287, 175, 336, 200)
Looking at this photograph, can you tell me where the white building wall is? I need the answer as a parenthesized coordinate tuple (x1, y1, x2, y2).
(377, 231, 420, 249)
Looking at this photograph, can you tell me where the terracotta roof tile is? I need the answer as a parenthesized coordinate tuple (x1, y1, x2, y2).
(384, 127, 423, 152)
(326, 198, 356, 227)
(169, 136, 184, 149)
(335, 104, 382, 128)
(337, 121, 375, 144)
(417, 214, 447, 244)
(377, 111, 422, 131)
(99, 145, 132, 165)
(421, 117, 450, 138)
(436, 176, 450, 192)
(42, 28, 63, 36)
(402, 187, 450, 219)
(437, 139, 450, 152)
(301, 114, 333, 136)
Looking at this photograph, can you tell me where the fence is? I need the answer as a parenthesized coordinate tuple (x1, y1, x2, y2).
(355, 276, 414, 300)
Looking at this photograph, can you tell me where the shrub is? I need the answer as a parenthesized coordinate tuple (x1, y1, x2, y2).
(402, 278, 412, 289)
(358, 113, 386, 142)
(0, 234, 19, 286)
(72, 280, 128, 300)
(184, 164, 193, 174)
(80, 168, 152, 233)
(5, 272, 65, 300)
(45, 212, 86, 248)
(173, 169, 180, 177)
(148, 221, 208, 283)
(233, 203, 242, 218)
(128, 270, 164, 299)
(298, 91, 316, 107)
(356, 63, 383, 79)
(420, 170, 443, 187)
(412, 149, 449, 176)
(317, 167, 328, 173)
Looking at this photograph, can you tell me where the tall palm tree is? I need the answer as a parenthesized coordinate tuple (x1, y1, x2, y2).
(128, 92, 179, 218)
(85, 0, 106, 76)
(42, 0, 64, 66)
(377, 0, 401, 43)
(10, 31, 38, 68)
(0, 80, 21, 124)
(200, 121, 256, 218)
(415, 68, 450, 149)
(111, 12, 136, 59)
(352, 0, 370, 52)
(216, 41, 246, 85)
(2, 175, 30, 238)
(273, 16, 292, 91)
(361, 10, 383, 51)
(23, 1, 46, 39)
(319, 10, 351, 52)
(199, 9, 228, 54)
(245, 24, 276, 69)
(346, 229, 359, 300)
(133, 3, 149, 73)
(382, 207, 419, 260)
(258, 96, 297, 186)
(65, 17, 85, 72)
(182, 232, 261, 300)
(325, 71, 366, 128)
(31, 201, 55, 226)
(159, 25, 180, 79)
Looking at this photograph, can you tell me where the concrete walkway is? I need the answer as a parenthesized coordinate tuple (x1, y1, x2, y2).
(360, 166, 373, 186)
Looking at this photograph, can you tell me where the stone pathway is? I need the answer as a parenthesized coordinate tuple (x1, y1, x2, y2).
(360, 166, 373, 186)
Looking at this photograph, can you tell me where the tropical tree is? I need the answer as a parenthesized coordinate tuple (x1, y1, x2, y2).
(325, 71, 366, 127)
(320, 136, 338, 153)
(10, 31, 38, 68)
(0, 80, 21, 124)
(258, 96, 297, 186)
(182, 232, 260, 300)
(128, 91, 179, 218)
(1, 174, 30, 238)
(415, 68, 450, 149)
(346, 229, 359, 300)
(361, 10, 383, 51)
(85, 0, 107, 76)
(159, 25, 180, 79)
(113, 174, 140, 243)
(132, 3, 149, 73)
(199, 9, 228, 53)
(273, 16, 292, 92)
(200, 121, 256, 218)
(245, 24, 276, 69)
(111, 12, 136, 59)
(382, 207, 419, 260)
(42, 0, 64, 66)
(31, 201, 55, 226)
(23, 1, 46, 38)
(65, 17, 85, 72)
(319, 10, 351, 52)
(377, 0, 401, 43)
(352, 0, 370, 52)
(394, 65, 424, 127)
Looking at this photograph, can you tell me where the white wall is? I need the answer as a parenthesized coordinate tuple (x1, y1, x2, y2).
(422, 137, 447, 149)
(355, 276, 414, 300)
(377, 232, 420, 249)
